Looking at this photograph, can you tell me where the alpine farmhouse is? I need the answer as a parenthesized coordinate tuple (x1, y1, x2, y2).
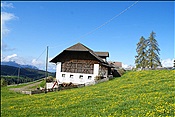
(50, 43, 114, 86)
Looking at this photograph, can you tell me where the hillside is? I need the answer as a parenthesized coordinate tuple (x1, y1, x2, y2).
(1, 65, 55, 85)
(1, 65, 40, 78)
(1, 70, 174, 116)
(1, 65, 55, 79)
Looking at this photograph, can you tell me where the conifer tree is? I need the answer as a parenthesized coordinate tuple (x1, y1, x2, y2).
(147, 31, 162, 68)
(135, 36, 148, 69)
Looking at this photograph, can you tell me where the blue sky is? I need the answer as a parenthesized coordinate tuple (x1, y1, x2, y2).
(1, 1, 174, 71)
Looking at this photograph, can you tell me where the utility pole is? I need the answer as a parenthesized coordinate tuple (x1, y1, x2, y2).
(45, 46, 49, 93)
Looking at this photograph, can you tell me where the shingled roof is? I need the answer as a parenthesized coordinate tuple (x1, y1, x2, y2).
(108, 61, 122, 68)
(65, 43, 93, 52)
(50, 43, 109, 64)
(94, 52, 109, 57)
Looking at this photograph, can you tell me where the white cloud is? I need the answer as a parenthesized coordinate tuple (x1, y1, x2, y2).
(48, 63, 56, 72)
(2, 54, 17, 62)
(161, 58, 174, 67)
(122, 63, 128, 69)
(122, 63, 135, 70)
(1, 42, 15, 52)
(1, 2, 14, 9)
(1, 2, 18, 52)
(1, 54, 56, 72)
(2, 54, 29, 65)
(48, 57, 54, 62)
(32, 59, 44, 66)
(32, 59, 56, 72)
(1, 12, 16, 37)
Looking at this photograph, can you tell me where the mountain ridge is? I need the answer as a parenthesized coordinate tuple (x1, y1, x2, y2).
(1, 65, 55, 80)
(1, 65, 55, 85)
(1, 61, 38, 69)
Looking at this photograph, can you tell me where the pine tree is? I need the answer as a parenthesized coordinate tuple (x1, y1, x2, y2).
(147, 31, 162, 68)
(135, 36, 148, 69)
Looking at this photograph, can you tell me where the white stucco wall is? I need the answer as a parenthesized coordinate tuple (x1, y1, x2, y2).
(56, 62, 61, 78)
(57, 72, 94, 84)
(94, 64, 99, 76)
(56, 62, 99, 84)
(46, 82, 59, 89)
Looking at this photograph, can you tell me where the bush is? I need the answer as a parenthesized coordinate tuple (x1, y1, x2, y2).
(1, 78, 7, 87)
(46, 76, 55, 82)
(94, 75, 104, 81)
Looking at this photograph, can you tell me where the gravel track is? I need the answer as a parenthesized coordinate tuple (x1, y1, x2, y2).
(10, 81, 42, 92)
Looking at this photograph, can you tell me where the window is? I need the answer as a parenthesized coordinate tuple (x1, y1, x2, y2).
(70, 75, 73, 78)
(88, 76, 92, 80)
(79, 75, 83, 79)
(62, 74, 65, 77)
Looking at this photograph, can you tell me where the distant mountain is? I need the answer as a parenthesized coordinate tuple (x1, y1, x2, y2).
(1, 65, 56, 85)
(1, 65, 55, 80)
(21, 64, 38, 69)
(1, 61, 38, 69)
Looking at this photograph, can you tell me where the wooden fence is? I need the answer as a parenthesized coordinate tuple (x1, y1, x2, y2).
(21, 84, 85, 95)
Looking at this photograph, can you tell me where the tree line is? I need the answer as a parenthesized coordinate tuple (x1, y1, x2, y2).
(1, 76, 34, 86)
(135, 31, 162, 69)
(1, 65, 56, 86)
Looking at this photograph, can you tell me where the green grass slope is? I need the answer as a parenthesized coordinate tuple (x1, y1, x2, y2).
(1, 70, 175, 116)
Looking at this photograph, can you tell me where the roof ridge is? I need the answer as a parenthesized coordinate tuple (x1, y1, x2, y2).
(65, 43, 89, 51)
(51, 42, 110, 64)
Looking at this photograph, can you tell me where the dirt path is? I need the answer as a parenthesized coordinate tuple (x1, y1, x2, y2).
(10, 81, 42, 92)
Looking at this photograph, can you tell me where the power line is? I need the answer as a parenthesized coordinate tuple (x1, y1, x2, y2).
(76, 1, 139, 40)
(11, 67, 19, 76)
(35, 48, 46, 61)
(29, 48, 47, 73)
(2, 49, 47, 78)
(49, 1, 139, 49)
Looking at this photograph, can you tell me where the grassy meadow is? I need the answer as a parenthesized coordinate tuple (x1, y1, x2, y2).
(1, 70, 175, 116)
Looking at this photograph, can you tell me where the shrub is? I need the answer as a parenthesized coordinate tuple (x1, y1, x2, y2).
(1, 78, 7, 87)
(94, 75, 104, 81)
(46, 76, 55, 82)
